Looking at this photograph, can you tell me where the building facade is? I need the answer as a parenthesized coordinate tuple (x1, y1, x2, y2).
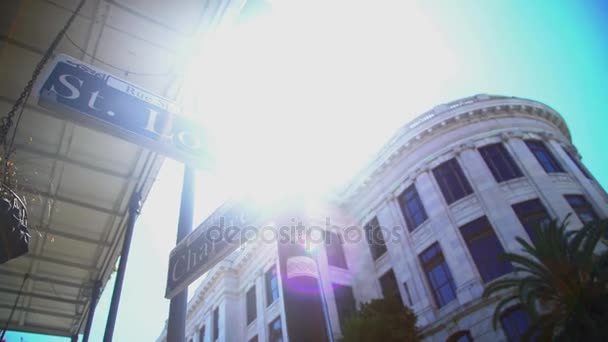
(157, 94, 608, 342)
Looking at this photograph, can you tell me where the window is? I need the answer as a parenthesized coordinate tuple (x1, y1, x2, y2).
(479, 143, 523, 182)
(333, 284, 356, 329)
(512, 199, 551, 243)
(379, 269, 400, 299)
(398, 184, 428, 231)
(325, 232, 347, 268)
(565, 195, 598, 224)
(212, 307, 219, 341)
(419, 243, 457, 307)
(268, 316, 283, 342)
(198, 326, 205, 342)
(500, 306, 531, 342)
(447, 330, 474, 342)
(246, 285, 257, 324)
(525, 140, 564, 173)
(562, 146, 592, 179)
(248, 336, 258, 342)
(433, 158, 474, 204)
(459, 216, 512, 283)
(364, 217, 387, 261)
(265, 265, 280, 306)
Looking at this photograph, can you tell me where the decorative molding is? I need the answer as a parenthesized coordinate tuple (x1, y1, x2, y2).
(340, 95, 571, 205)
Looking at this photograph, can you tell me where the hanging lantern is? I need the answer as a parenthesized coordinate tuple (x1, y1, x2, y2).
(0, 183, 30, 264)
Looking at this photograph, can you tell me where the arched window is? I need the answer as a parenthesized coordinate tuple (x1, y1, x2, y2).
(447, 330, 473, 342)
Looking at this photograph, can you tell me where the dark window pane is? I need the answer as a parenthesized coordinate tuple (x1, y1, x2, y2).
(398, 184, 428, 231)
(213, 307, 219, 341)
(433, 158, 474, 204)
(249, 336, 258, 342)
(479, 143, 523, 182)
(562, 146, 592, 179)
(525, 140, 564, 173)
(199, 326, 205, 342)
(512, 199, 551, 243)
(333, 284, 356, 329)
(500, 306, 531, 342)
(246, 285, 257, 324)
(268, 316, 283, 342)
(419, 243, 457, 307)
(379, 269, 401, 300)
(364, 217, 387, 260)
(565, 194, 599, 224)
(325, 232, 347, 268)
(265, 265, 280, 306)
(460, 216, 512, 282)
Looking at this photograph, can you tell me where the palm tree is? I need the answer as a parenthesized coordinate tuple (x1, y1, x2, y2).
(484, 216, 608, 341)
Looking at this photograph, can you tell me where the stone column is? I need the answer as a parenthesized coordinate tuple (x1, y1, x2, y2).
(458, 145, 529, 253)
(415, 169, 478, 305)
(506, 136, 579, 225)
(383, 193, 428, 310)
(550, 139, 608, 217)
(255, 269, 267, 342)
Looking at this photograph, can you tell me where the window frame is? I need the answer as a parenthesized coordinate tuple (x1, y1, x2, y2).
(363, 217, 387, 261)
(525, 139, 564, 173)
(246, 285, 257, 325)
(512, 198, 551, 243)
(265, 265, 280, 306)
(212, 307, 219, 341)
(564, 194, 599, 224)
(459, 216, 513, 283)
(500, 305, 531, 342)
(419, 242, 457, 308)
(333, 283, 357, 330)
(479, 142, 523, 182)
(198, 325, 205, 342)
(432, 158, 474, 205)
(325, 231, 348, 268)
(398, 184, 429, 231)
(268, 316, 283, 342)
(379, 269, 401, 300)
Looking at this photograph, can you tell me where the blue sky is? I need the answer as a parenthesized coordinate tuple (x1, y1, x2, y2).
(5, 0, 608, 341)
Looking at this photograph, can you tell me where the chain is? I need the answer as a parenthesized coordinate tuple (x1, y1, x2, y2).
(0, 0, 88, 159)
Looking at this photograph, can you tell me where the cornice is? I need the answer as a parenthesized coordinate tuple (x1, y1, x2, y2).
(339, 94, 571, 205)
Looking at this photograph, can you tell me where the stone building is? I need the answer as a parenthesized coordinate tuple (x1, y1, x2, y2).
(157, 94, 608, 342)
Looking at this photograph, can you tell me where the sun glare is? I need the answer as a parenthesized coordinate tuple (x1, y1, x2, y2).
(177, 1, 455, 204)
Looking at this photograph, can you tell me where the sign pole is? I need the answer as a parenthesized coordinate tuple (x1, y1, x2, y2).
(103, 192, 142, 342)
(167, 165, 196, 342)
(83, 280, 101, 342)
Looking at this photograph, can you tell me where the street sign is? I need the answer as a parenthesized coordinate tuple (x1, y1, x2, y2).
(165, 200, 264, 299)
(37, 54, 207, 165)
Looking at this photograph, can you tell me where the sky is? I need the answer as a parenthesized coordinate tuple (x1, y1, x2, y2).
(5, 0, 608, 341)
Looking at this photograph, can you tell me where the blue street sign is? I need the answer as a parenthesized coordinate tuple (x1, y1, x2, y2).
(37, 54, 206, 165)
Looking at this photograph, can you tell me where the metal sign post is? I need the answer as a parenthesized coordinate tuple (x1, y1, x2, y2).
(166, 166, 196, 342)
